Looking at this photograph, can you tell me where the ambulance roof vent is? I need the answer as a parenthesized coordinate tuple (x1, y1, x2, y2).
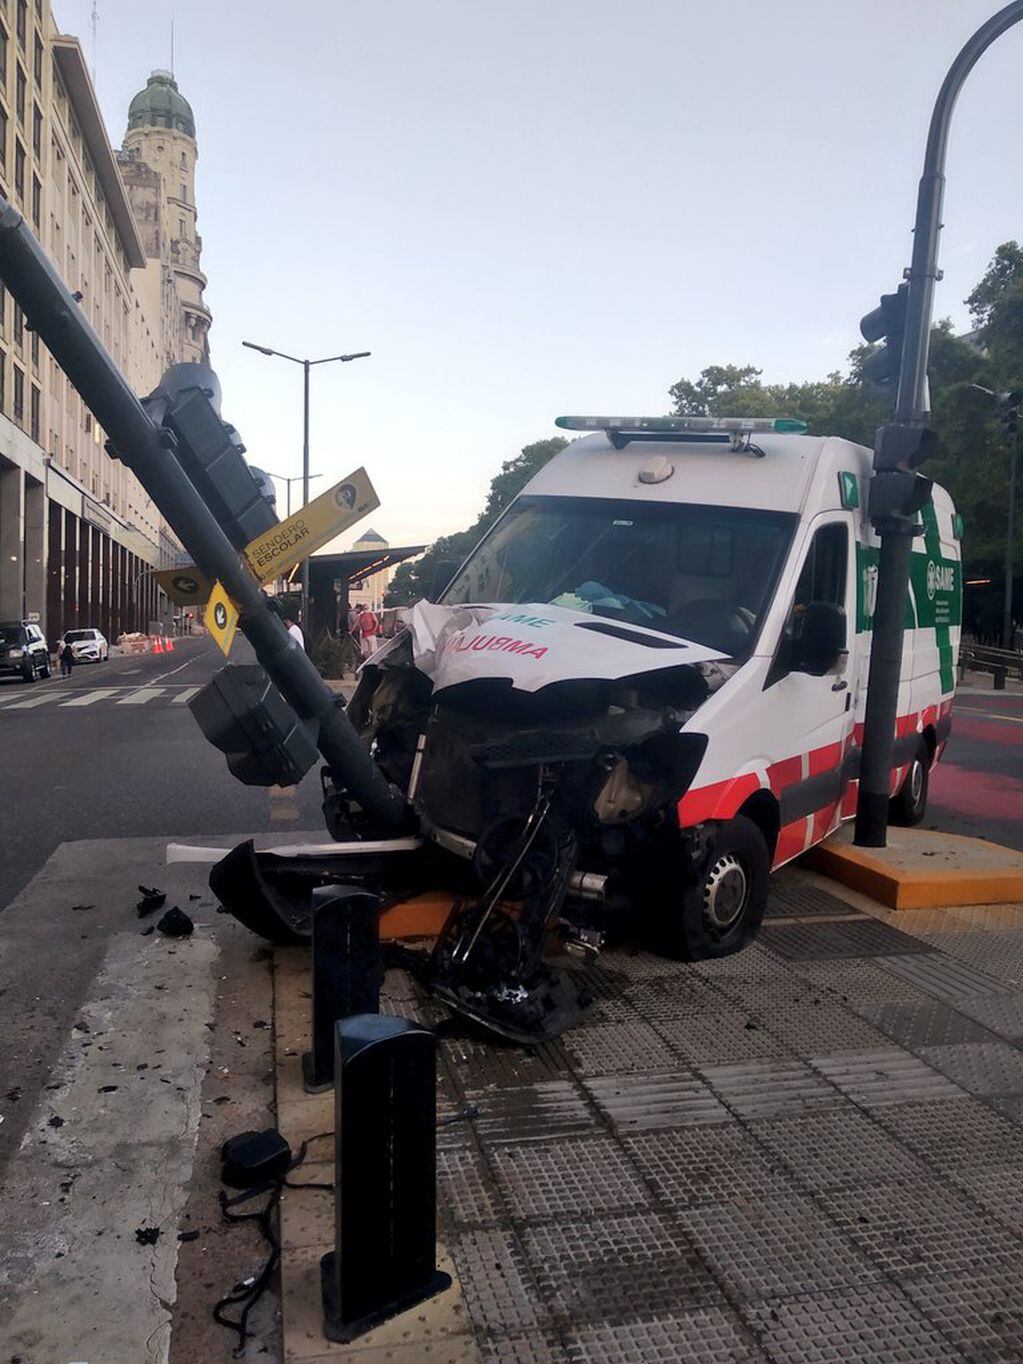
(555, 414, 808, 450)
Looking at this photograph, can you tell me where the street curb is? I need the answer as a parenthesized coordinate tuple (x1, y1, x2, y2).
(804, 828, 1023, 909)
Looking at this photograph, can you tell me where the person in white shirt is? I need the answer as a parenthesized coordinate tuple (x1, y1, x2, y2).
(283, 615, 305, 650)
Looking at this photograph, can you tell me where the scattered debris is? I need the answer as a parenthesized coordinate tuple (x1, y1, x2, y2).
(140, 925, 155, 936)
(156, 906, 194, 938)
(136, 885, 167, 917)
(47, 1115, 64, 1128)
(178, 1228, 200, 1243)
(97, 1084, 119, 1094)
(188, 893, 201, 901)
(252, 1019, 269, 1030)
(134, 1226, 161, 1246)
(4, 1086, 21, 1102)
(70, 903, 95, 912)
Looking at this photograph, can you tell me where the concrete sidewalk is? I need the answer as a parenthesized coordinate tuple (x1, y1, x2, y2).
(273, 868, 1023, 1364)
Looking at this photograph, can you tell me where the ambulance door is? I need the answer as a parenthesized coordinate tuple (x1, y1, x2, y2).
(763, 514, 857, 864)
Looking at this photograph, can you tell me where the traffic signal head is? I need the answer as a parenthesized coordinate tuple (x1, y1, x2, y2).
(860, 283, 909, 392)
(189, 664, 319, 786)
(1002, 391, 1020, 436)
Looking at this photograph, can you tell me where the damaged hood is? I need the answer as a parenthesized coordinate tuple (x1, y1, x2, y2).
(405, 600, 726, 694)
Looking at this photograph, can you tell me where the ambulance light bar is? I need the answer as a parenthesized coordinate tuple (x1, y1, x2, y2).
(555, 415, 808, 435)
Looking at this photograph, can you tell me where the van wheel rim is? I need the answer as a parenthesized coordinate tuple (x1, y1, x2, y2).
(909, 759, 924, 806)
(703, 853, 748, 931)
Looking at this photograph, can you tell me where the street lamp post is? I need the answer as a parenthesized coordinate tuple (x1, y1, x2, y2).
(243, 341, 370, 631)
(854, 0, 1023, 847)
(264, 470, 323, 519)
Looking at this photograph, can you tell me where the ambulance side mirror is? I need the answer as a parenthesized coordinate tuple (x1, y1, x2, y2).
(795, 602, 847, 677)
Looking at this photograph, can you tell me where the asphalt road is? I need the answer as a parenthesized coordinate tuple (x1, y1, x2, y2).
(0, 635, 327, 912)
(928, 687, 1023, 852)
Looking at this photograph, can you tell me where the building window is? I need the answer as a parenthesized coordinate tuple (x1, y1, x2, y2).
(13, 298, 21, 345)
(31, 99, 38, 155)
(0, 25, 7, 80)
(29, 380, 38, 440)
(31, 30, 39, 85)
(12, 362, 23, 422)
(0, 106, 6, 174)
(180, 150, 186, 168)
(0, 282, 5, 332)
(15, 0, 24, 50)
(30, 170, 38, 225)
(14, 138, 23, 196)
(29, 328, 37, 367)
(15, 62, 24, 121)
(0, 348, 5, 412)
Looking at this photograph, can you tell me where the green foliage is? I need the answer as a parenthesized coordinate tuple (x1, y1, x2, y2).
(385, 436, 569, 605)
(667, 245, 1023, 584)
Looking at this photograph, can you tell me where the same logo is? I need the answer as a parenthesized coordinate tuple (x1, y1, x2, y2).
(926, 560, 956, 601)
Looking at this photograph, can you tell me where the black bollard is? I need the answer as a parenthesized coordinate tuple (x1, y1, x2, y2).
(301, 885, 381, 1093)
(321, 1014, 451, 1342)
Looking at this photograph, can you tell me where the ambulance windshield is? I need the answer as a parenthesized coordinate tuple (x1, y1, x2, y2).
(443, 495, 797, 657)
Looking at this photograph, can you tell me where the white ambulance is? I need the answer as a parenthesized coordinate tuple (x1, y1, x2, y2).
(355, 415, 962, 963)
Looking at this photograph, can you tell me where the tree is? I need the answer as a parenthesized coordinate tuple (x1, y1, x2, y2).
(385, 436, 568, 606)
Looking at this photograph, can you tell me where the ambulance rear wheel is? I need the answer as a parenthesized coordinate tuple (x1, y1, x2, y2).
(890, 739, 930, 826)
(657, 815, 769, 961)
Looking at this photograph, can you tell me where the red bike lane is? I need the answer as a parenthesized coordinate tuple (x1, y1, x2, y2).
(927, 690, 1023, 852)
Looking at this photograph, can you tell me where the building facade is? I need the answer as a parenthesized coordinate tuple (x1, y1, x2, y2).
(0, 2, 211, 641)
(348, 529, 393, 613)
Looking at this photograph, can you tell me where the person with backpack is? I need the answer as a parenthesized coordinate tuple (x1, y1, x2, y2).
(355, 603, 379, 660)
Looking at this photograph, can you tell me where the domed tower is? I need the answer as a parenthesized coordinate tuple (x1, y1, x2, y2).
(118, 70, 212, 365)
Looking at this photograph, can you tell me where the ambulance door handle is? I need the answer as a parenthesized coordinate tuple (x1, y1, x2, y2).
(831, 679, 848, 693)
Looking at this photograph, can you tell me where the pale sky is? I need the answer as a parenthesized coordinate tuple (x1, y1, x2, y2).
(55, 0, 1023, 553)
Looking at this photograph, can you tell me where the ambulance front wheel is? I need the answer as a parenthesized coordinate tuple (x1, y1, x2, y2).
(889, 739, 930, 826)
(658, 815, 769, 961)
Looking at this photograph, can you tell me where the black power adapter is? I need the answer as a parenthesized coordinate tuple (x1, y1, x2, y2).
(220, 1129, 292, 1189)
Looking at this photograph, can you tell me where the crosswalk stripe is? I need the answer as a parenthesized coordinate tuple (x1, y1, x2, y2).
(118, 687, 165, 705)
(3, 692, 62, 709)
(172, 687, 201, 704)
(61, 688, 121, 707)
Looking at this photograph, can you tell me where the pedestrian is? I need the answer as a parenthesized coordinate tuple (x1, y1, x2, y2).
(283, 614, 305, 650)
(356, 603, 379, 660)
(59, 637, 75, 677)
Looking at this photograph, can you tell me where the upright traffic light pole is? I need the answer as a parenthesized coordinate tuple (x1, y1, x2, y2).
(854, 0, 1023, 847)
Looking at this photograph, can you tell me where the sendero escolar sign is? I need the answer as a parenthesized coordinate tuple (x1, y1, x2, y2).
(244, 468, 379, 583)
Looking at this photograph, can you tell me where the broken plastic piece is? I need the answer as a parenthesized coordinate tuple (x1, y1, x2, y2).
(156, 906, 194, 937)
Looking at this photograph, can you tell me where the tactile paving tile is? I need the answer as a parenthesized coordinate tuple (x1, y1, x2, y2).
(698, 1057, 845, 1120)
(480, 1331, 570, 1364)
(988, 1092, 1023, 1126)
(522, 1210, 725, 1324)
(954, 990, 1023, 1041)
(693, 941, 796, 981)
(566, 1308, 766, 1363)
(761, 1004, 891, 1056)
(709, 975, 828, 1012)
(488, 1135, 651, 1221)
(810, 1047, 962, 1107)
(596, 950, 697, 980)
(914, 930, 1023, 986)
(652, 1012, 792, 1065)
(624, 974, 727, 1021)
(787, 959, 933, 1005)
(902, 1260, 1023, 1361)
(437, 1145, 504, 1227)
(742, 1282, 964, 1363)
(679, 1193, 882, 1301)
(823, 1178, 1023, 1281)
(877, 952, 1012, 1003)
(562, 1021, 676, 1076)
(873, 1095, 1023, 1171)
(481, 1335, 570, 1364)
(623, 1124, 797, 1209)
(451, 1227, 551, 1336)
(765, 880, 865, 919)
(950, 1166, 1023, 1235)
(466, 1079, 595, 1145)
(853, 998, 995, 1049)
(583, 1071, 729, 1131)
(918, 1040, 1023, 1096)
(762, 919, 933, 961)
(746, 1108, 930, 1193)
(443, 1032, 571, 1094)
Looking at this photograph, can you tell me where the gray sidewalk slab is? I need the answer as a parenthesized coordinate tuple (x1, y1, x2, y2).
(272, 869, 1023, 1363)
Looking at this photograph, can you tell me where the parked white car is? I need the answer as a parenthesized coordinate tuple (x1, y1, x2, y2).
(63, 627, 109, 663)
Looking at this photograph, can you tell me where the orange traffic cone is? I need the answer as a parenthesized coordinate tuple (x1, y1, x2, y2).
(152, 636, 164, 654)
(165, 636, 175, 653)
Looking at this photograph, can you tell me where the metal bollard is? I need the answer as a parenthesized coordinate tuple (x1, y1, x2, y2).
(320, 1014, 451, 1342)
(994, 665, 1007, 691)
(301, 885, 381, 1093)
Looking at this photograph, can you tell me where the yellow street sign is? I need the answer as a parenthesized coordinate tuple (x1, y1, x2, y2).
(155, 565, 214, 607)
(244, 467, 379, 583)
(205, 580, 239, 656)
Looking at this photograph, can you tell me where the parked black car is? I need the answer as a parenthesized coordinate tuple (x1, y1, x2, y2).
(0, 620, 51, 681)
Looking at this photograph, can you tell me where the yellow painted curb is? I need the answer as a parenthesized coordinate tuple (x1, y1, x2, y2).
(804, 839, 1023, 910)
